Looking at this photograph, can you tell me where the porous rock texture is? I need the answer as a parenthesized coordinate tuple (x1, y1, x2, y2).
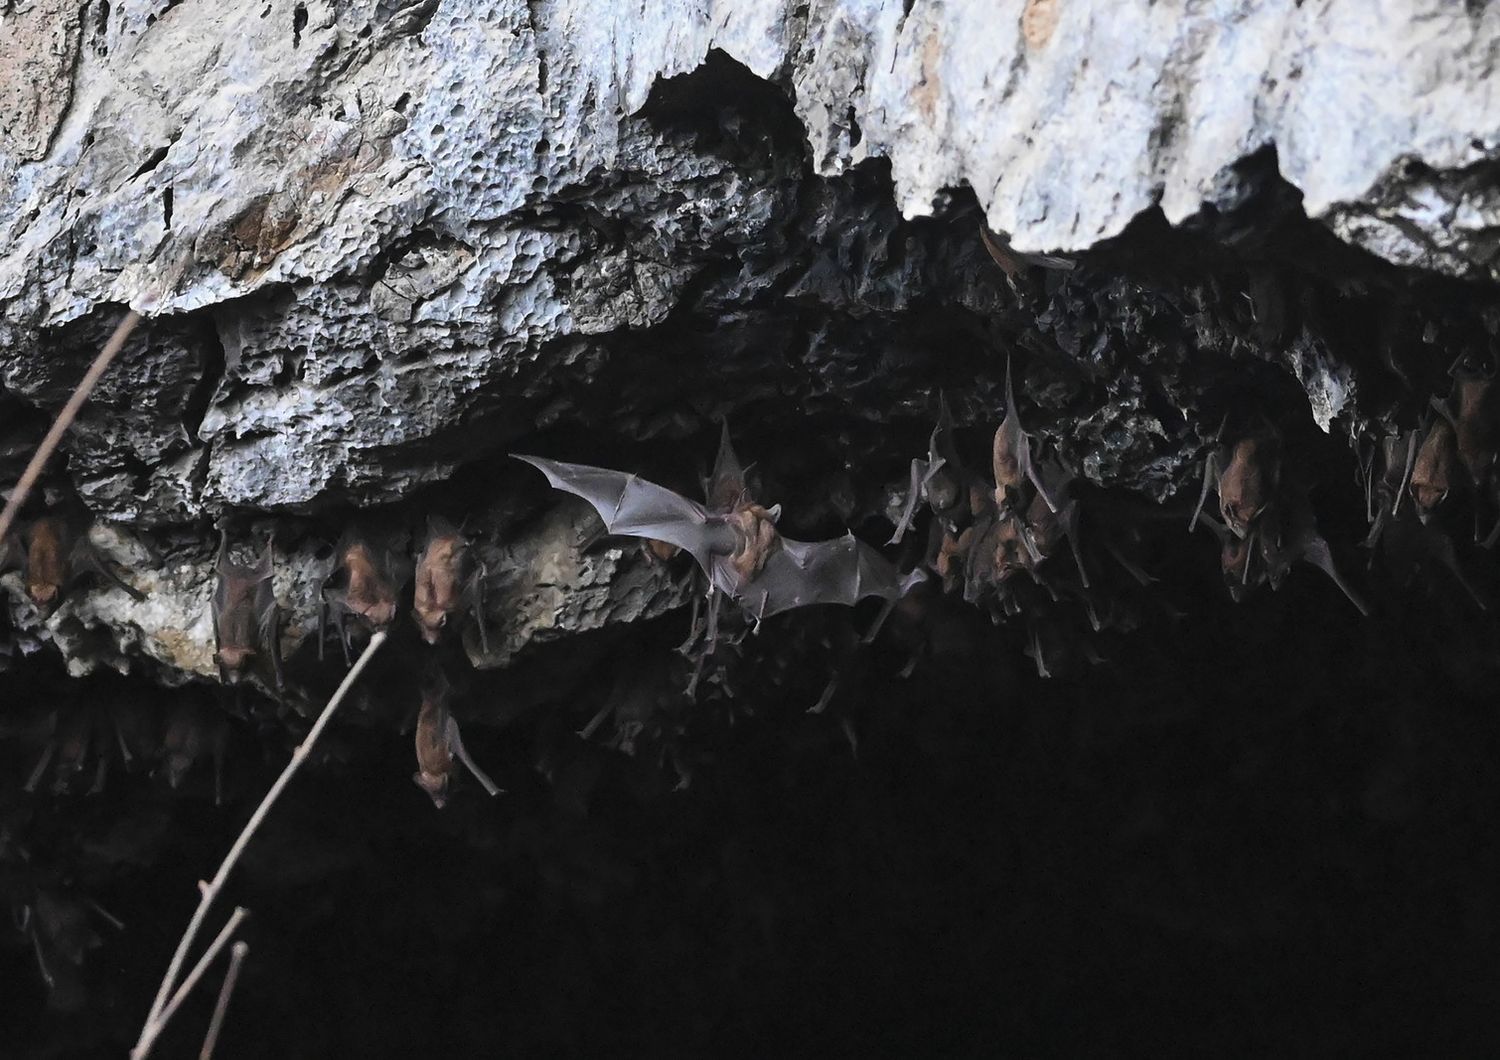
(4, 2, 1500, 1055)
(0, 0, 1497, 681)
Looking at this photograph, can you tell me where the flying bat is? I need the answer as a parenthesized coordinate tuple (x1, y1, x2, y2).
(515, 450, 923, 622)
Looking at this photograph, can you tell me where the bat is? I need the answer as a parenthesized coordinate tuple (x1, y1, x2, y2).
(1190, 419, 1280, 538)
(1450, 371, 1495, 486)
(412, 667, 501, 808)
(319, 528, 406, 664)
(211, 532, 284, 693)
(514, 449, 923, 622)
(411, 515, 488, 652)
(1409, 415, 1457, 520)
(992, 360, 1057, 517)
(888, 399, 955, 545)
(978, 222, 1075, 282)
(159, 702, 231, 805)
(1196, 507, 1368, 615)
(9, 508, 146, 615)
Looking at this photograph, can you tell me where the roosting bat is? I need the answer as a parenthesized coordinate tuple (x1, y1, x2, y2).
(978, 222, 1075, 283)
(1196, 509, 1368, 615)
(412, 668, 501, 808)
(1409, 415, 1457, 522)
(159, 702, 231, 805)
(411, 516, 488, 652)
(889, 395, 969, 545)
(514, 449, 924, 623)
(993, 360, 1057, 517)
(211, 532, 284, 693)
(3, 508, 146, 616)
(319, 528, 407, 664)
(1190, 418, 1281, 538)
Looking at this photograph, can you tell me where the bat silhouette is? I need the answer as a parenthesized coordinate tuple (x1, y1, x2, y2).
(413, 667, 501, 808)
(211, 532, 284, 693)
(992, 360, 1057, 517)
(318, 527, 407, 664)
(3, 507, 146, 616)
(411, 515, 488, 651)
(515, 445, 923, 622)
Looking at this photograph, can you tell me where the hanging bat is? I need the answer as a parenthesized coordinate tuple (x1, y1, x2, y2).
(889, 403, 952, 545)
(1409, 415, 1457, 520)
(158, 702, 231, 805)
(319, 527, 407, 664)
(978, 222, 1075, 283)
(411, 515, 488, 652)
(1196, 507, 1368, 615)
(1449, 368, 1495, 487)
(1364, 429, 1419, 551)
(513, 452, 924, 622)
(412, 667, 502, 808)
(992, 360, 1057, 517)
(1190, 418, 1281, 538)
(211, 532, 284, 693)
(7, 508, 146, 615)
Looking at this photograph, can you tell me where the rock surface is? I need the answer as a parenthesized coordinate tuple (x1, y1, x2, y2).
(0, 0, 1497, 682)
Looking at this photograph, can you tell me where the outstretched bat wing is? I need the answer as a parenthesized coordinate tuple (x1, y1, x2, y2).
(515, 455, 726, 569)
(736, 533, 924, 618)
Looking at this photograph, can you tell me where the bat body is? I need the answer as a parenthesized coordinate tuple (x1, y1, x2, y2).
(160, 702, 231, 804)
(992, 361, 1057, 517)
(212, 533, 284, 692)
(411, 516, 487, 651)
(979, 222, 1075, 280)
(1191, 421, 1281, 539)
(1196, 509, 1368, 615)
(8, 509, 145, 615)
(413, 669, 501, 808)
(515, 452, 921, 620)
(1452, 374, 1495, 485)
(1410, 417, 1456, 519)
(320, 529, 406, 664)
(889, 396, 960, 545)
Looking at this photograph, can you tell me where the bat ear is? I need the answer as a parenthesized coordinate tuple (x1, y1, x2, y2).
(765, 503, 782, 524)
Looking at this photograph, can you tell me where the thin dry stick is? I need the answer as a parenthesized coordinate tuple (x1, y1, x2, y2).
(133, 631, 388, 1056)
(136, 906, 250, 1059)
(198, 940, 248, 1060)
(0, 311, 142, 543)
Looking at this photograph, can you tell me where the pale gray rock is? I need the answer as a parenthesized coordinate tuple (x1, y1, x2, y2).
(0, 0, 1497, 684)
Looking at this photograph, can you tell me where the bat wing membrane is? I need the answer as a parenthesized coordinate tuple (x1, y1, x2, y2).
(740, 533, 915, 618)
(516, 455, 721, 570)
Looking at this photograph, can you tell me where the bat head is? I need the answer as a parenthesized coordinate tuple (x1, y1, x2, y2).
(214, 644, 255, 678)
(412, 770, 448, 809)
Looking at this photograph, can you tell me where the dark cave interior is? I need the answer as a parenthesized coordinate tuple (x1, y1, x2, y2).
(5, 51, 1500, 1057)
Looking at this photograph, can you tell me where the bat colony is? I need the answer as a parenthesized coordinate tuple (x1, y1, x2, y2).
(5, 233, 1498, 813)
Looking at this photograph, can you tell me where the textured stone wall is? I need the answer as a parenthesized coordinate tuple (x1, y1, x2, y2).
(0, 0, 1497, 686)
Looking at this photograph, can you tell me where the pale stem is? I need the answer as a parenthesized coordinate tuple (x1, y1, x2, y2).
(198, 940, 249, 1060)
(132, 631, 388, 1054)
